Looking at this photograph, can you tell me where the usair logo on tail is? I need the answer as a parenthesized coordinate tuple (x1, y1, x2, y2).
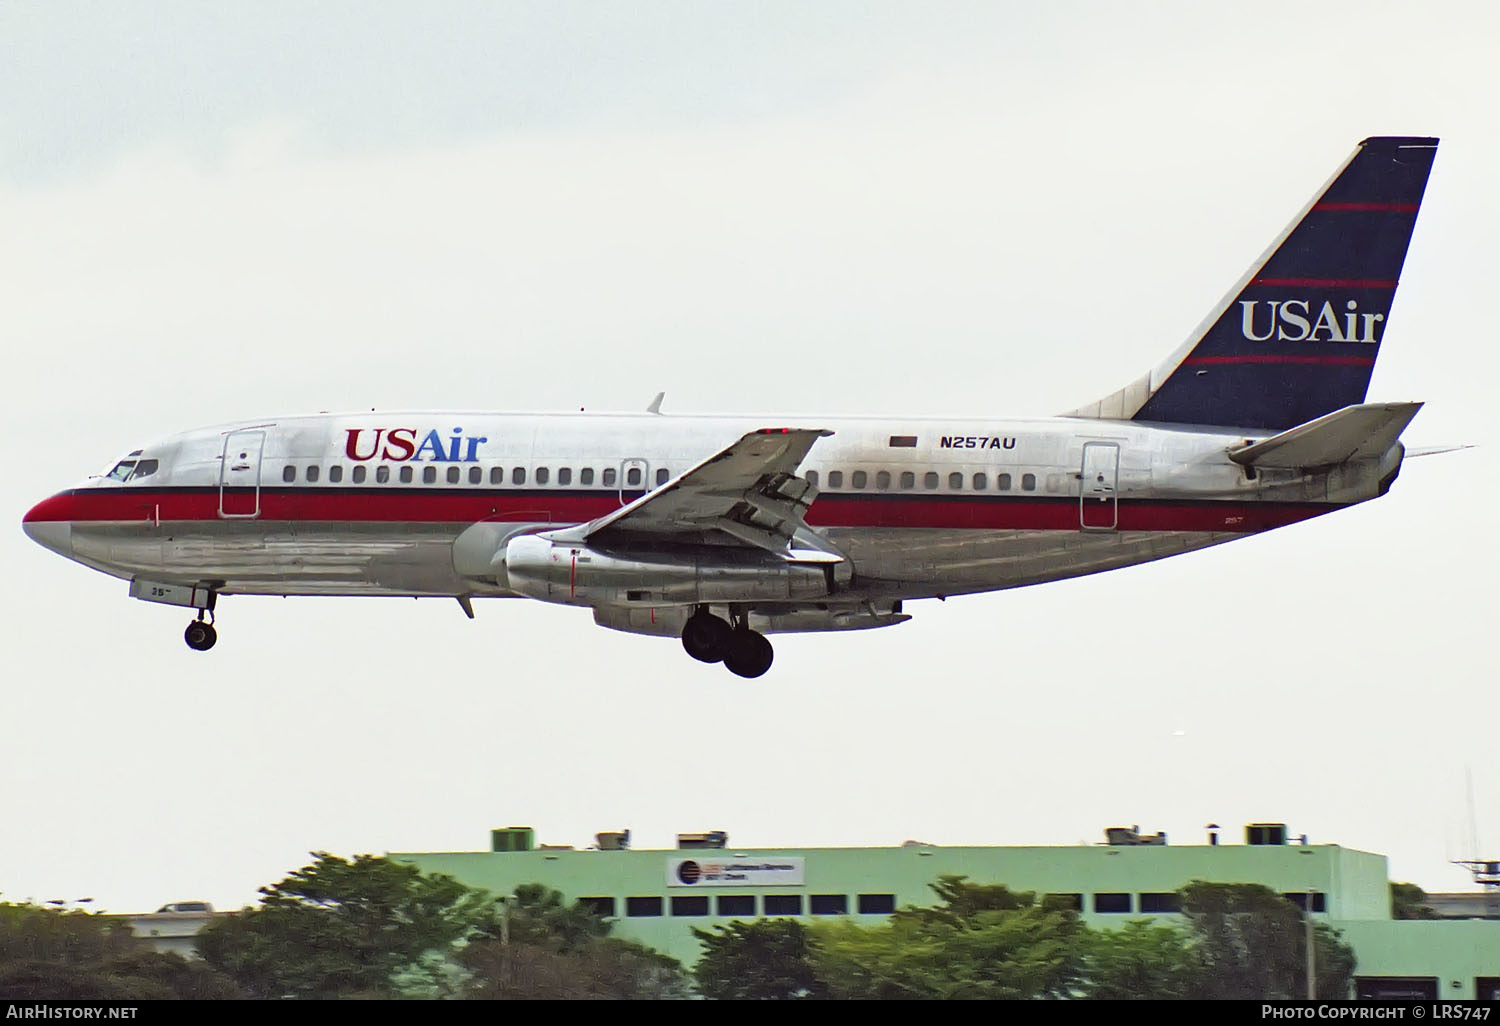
(1239, 299, 1385, 344)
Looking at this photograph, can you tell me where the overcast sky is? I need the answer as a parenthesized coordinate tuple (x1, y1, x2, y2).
(3, 1, 1496, 913)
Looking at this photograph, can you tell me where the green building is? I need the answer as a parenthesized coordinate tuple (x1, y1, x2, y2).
(390, 823, 1500, 1000)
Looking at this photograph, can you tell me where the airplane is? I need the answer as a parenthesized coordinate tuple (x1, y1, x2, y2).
(23, 136, 1445, 679)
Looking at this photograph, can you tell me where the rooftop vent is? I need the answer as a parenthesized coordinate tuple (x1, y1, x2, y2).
(596, 830, 630, 851)
(1105, 825, 1167, 846)
(677, 830, 728, 850)
(491, 826, 535, 853)
(1246, 822, 1288, 846)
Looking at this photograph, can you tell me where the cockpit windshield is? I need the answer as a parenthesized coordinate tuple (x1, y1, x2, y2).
(101, 450, 157, 482)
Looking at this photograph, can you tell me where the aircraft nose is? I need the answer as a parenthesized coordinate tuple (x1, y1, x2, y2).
(22, 498, 73, 556)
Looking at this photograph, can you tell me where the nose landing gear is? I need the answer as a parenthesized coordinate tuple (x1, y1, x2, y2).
(184, 610, 217, 651)
(681, 608, 774, 678)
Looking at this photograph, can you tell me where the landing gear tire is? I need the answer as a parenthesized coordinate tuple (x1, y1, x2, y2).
(723, 629, 774, 679)
(681, 611, 733, 663)
(185, 620, 217, 651)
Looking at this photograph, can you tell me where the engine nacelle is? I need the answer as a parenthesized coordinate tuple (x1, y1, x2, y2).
(503, 534, 832, 607)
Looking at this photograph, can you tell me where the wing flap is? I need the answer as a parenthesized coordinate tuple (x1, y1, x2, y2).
(1229, 401, 1423, 468)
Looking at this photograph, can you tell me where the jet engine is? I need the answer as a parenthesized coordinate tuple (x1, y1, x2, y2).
(503, 534, 832, 606)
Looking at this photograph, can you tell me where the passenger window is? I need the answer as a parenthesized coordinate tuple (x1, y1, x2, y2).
(656, 468, 669, 486)
(558, 467, 572, 485)
(490, 467, 503, 485)
(603, 468, 617, 487)
(307, 465, 320, 483)
(375, 465, 390, 483)
(1022, 473, 1037, 491)
(876, 471, 891, 490)
(536, 467, 549, 485)
(949, 472, 963, 489)
(352, 466, 367, 484)
(328, 466, 343, 483)
(997, 473, 1012, 490)
(513, 467, 527, 485)
(282, 466, 296, 483)
(399, 466, 412, 483)
(131, 459, 159, 480)
(972, 472, 986, 490)
(828, 470, 843, 489)
(627, 467, 642, 486)
(924, 472, 939, 489)
(424, 466, 438, 484)
(899, 471, 915, 489)
(581, 468, 595, 486)
(806, 470, 819, 487)
(852, 470, 867, 489)
(448, 466, 461, 484)
(469, 466, 483, 484)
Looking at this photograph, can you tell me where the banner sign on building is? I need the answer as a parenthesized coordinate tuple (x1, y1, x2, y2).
(666, 856, 805, 887)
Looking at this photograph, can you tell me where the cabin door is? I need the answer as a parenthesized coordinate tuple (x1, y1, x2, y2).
(1080, 442, 1119, 530)
(220, 430, 266, 518)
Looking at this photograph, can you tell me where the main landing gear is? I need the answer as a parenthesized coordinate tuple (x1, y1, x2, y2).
(681, 608, 774, 679)
(184, 609, 217, 651)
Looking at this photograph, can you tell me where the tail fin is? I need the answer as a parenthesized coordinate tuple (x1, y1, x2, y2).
(1067, 136, 1438, 431)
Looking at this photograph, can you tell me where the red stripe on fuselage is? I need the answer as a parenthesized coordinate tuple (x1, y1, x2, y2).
(1250, 277, 1398, 288)
(25, 488, 1343, 535)
(1311, 202, 1418, 212)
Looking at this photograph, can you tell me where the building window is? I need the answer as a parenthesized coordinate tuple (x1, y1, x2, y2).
(399, 466, 413, 483)
(1139, 893, 1182, 914)
(656, 468, 669, 485)
(1043, 893, 1084, 912)
(375, 465, 390, 483)
(447, 466, 461, 484)
(1094, 893, 1132, 914)
(716, 895, 755, 917)
(809, 894, 848, 916)
(513, 467, 526, 485)
(578, 896, 615, 917)
(581, 468, 595, 486)
(490, 466, 503, 485)
(425, 466, 438, 484)
(558, 467, 572, 486)
(671, 896, 709, 917)
(1022, 473, 1037, 491)
(329, 466, 343, 483)
(282, 466, 295, 483)
(763, 895, 802, 916)
(857, 894, 896, 915)
(1282, 892, 1327, 913)
(828, 471, 843, 489)
(469, 466, 482, 484)
(805, 470, 819, 487)
(948, 472, 963, 489)
(852, 470, 867, 489)
(997, 473, 1012, 490)
(626, 896, 663, 917)
(603, 467, 617, 487)
(352, 466, 366, 483)
(899, 471, 915, 489)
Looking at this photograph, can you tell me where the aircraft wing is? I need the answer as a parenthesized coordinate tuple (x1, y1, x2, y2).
(550, 428, 839, 560)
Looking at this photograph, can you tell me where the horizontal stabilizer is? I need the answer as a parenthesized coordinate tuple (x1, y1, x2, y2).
(1403, 443, 1475, 458)
(1229, 401, 1423, 468)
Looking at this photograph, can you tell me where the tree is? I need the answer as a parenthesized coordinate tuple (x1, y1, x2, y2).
(460, 885, 687, 999)
(196, 852, 497, 999)
(693, 919, 826, 1000)
(0, 903, 241, 1000)
(809, 876, 1085, 1000)
(1180, 882, 1355, 1000)
(1079, 919, 1200, 999)
(1391, 882, 1440, 920)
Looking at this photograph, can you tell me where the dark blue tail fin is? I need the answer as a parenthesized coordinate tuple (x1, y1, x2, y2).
(1069, 137, 1437, 431)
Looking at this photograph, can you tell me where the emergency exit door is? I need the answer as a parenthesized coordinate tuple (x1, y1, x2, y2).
(1080, 442, 1119, 530)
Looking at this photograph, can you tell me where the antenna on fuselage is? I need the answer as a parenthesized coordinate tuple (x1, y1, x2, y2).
(646, 392, 665, 415)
